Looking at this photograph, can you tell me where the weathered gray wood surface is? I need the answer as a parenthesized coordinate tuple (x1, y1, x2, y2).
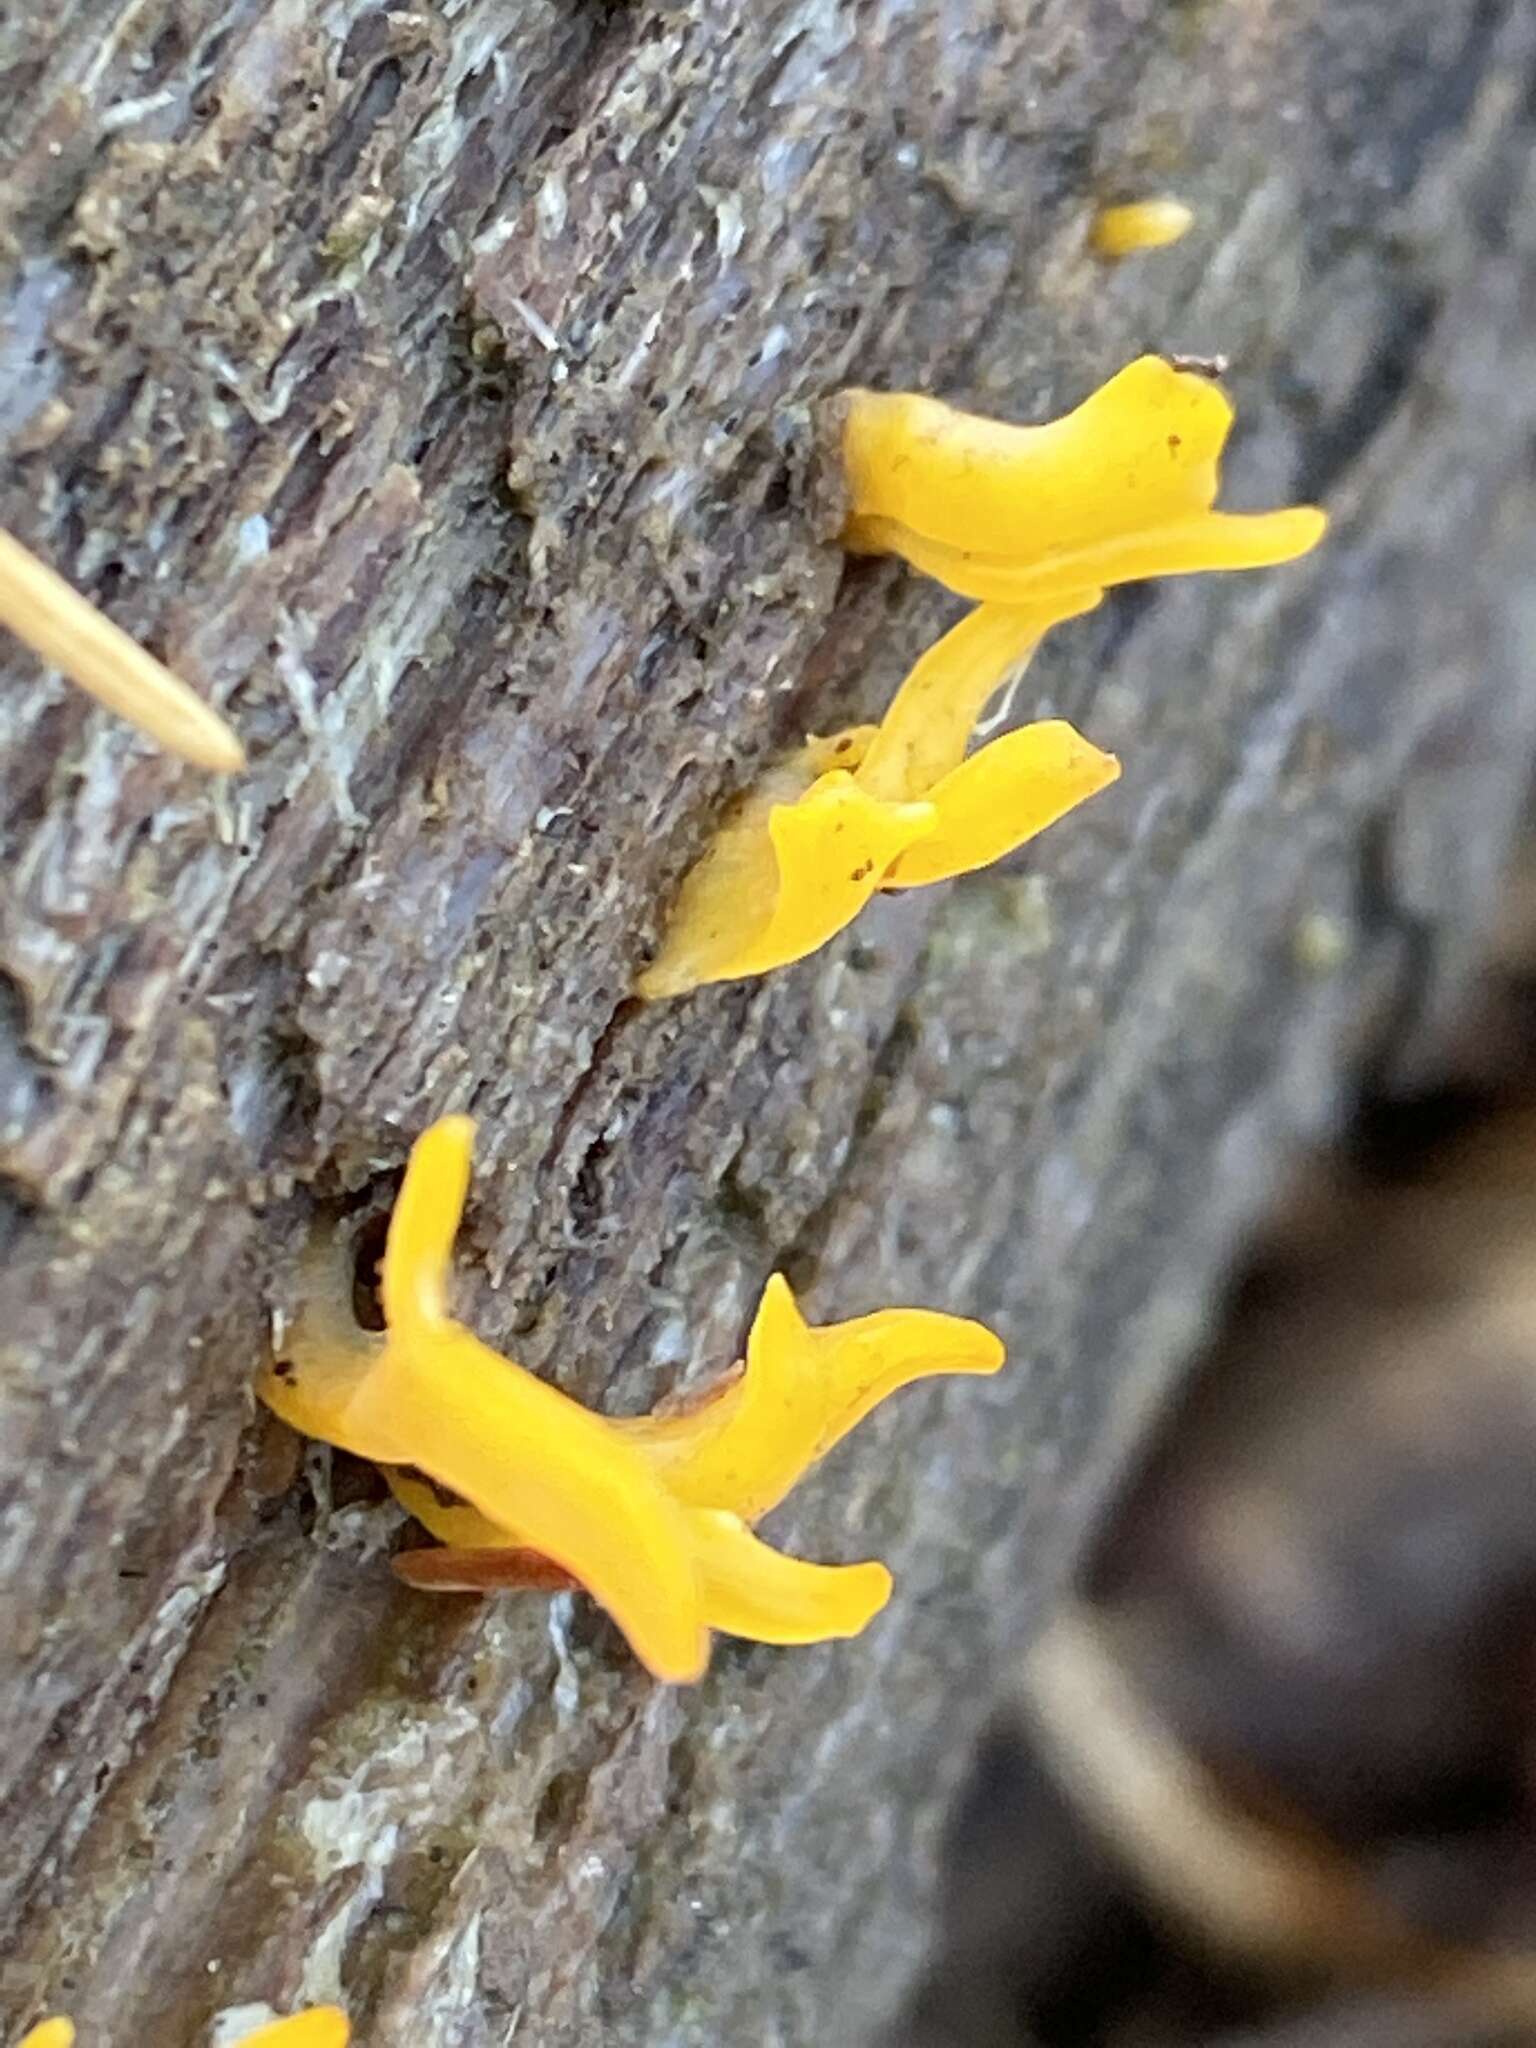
(2, 2, 1535, 2042)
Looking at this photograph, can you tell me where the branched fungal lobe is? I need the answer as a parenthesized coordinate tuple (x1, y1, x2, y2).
(257, 1117, 1004, 1683)
(839, 354, 1324, 603)
(639, 356, 1325, 998)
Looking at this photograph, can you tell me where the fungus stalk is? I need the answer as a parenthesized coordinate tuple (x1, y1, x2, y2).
(1090, 198, 1195, 258)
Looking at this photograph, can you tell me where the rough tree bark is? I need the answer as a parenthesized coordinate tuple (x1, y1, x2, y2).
(1, 3, 1534, 2043)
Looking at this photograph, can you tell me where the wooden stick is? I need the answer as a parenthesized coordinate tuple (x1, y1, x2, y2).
(0, 529, 245, 773)
(1023, 1609, 1536, 2023)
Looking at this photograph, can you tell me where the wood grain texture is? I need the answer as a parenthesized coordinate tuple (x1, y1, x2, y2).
(1, 1, 1534, 2040)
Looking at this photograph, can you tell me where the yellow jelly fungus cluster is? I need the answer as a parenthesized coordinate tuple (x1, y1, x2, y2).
(14, 2011, 347, 2048)
(256, 1116, 1003, 1683)
(0, 529, 245, 773)
(1089, 198, 1195, 258)
(638, 355, 1326, 998)
(839, 355, 1325, 604)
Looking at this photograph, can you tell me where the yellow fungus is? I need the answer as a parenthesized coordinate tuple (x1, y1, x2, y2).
(12, 2016, 344, 2048)
(841, 355, 1327, 605)
(640, 357, 1323, 997)
(847, 595, 1096, 803)
(613, 1271, 1004, 1520)
(1090, 197, 1195, 258)
(0, 528, 245, 773)
(391, 1499, 894, 1649)
(264, 1116, 708, 1684)
(259, 1117, 1004, 1680)
(884, 714, 1121, 889)
(852, 502, 1326, 607)
(634, 764, 935, 999)
(638, 598, 1118, 996)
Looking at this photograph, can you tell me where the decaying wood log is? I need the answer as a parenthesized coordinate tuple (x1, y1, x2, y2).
(2, 2, 1535, 2041)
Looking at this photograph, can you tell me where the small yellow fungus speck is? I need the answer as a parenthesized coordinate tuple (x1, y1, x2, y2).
(1090, 198, 1195, 258)
(0, 529, 245, 773)
(258, 1117, 1004, 1679)
(15, 2024, 75, 2048)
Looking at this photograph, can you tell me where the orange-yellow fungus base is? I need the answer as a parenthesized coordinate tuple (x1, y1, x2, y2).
(638, 598, 1117, 996)
(259, 1120, 1005, 1681)
(12, 2015, 346, 2048)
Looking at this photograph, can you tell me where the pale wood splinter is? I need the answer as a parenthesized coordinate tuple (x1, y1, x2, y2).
(0, 529, 245, 774)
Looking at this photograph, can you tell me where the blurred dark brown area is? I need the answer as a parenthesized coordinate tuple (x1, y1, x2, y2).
(895, 836, 1536, 2048)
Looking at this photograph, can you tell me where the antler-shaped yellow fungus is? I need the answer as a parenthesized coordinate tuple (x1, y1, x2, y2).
(257, 1117, 1004, 1681)
(234, 2015, 349, 2048)
(636, 596, 1117, 997)
(840, 354, 1326, 605)
(14, 2014, 346, 2048)
(637, 356, 1325, 998)
(1090, 198, 1194, 258)
(0, 529, 245, 773)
